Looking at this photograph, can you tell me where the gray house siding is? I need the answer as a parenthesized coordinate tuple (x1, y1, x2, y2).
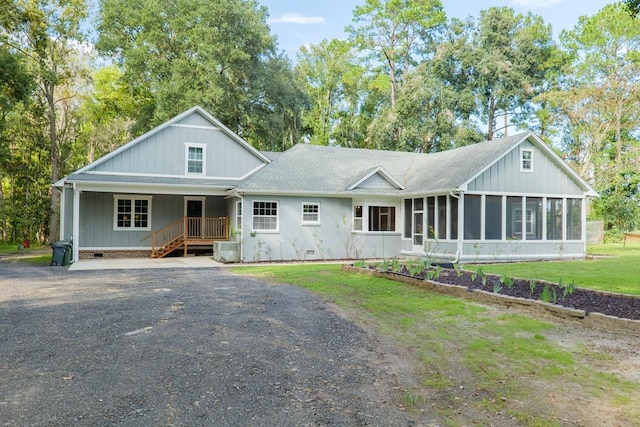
(60, 185, 74, 241)
(467, 141, 584, 195)
(92, 125, 264, 178)
(356, 173, 397, 189)
(78, 192, 226, 249)
(240, 195, 402, 262)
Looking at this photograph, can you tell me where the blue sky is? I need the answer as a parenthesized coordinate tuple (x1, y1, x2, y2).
(259, 0, 609, 59)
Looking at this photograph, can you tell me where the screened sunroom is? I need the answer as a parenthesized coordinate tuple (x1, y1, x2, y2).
(401, 193, 587, 263)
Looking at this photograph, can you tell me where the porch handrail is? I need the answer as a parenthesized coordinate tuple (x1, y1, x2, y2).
(148, 216, 229, 256)
(150, 217, 186, 253)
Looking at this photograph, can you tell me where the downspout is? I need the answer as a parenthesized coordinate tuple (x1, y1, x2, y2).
(233, 191, 244, 263)
(449, 190, 462, 264)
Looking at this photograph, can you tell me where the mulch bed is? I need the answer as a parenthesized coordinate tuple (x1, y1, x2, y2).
(373, 265, 640, 321)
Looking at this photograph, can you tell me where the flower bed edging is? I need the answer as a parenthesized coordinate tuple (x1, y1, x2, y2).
(341, 264, 640, 334)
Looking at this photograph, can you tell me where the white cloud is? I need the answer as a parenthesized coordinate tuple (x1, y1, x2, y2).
(268, 13, 326, 25)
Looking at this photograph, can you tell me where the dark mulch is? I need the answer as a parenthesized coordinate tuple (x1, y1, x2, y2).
(383, 266, 640, 321)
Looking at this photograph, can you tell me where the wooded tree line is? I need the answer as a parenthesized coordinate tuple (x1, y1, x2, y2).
(1, 0, 638, 244)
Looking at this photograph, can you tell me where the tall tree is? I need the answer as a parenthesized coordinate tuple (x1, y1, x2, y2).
(437, 8, 561, 140)
(550, 3, 640, 233)
(295, 39, 361, 145)
(1, 0, 87, 243)
(97, 0, 301, 149)
(347, 0, 446, 108)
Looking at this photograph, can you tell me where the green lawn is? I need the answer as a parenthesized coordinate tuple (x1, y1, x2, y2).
(464, 242, 640, 295)
(233, 263, 640, 425)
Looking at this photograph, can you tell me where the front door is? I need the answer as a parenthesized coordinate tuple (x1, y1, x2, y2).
(185, 197, 205, 237)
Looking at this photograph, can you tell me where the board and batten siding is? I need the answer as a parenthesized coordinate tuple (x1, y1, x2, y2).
(78, 192, 226, 248)
(466, 140, 584, 196)
(240, 195, 403, 262)
(92, 118, 264, 178)
(356, 173, 398, 189)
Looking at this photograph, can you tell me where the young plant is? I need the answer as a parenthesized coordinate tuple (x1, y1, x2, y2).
(529, 279, 537, 295)
(551, 286, 558, 304)
(382, 259, 391, 271)
(353, 259, 368, 269)
(391, 258, 401, 273)
(503, 275, 514, 289)
(453, 264, 463, 277)
(540, 285, 551, 303)
(493, 281, 503, 294)
(434, 264, 443, 280)
(477, 267, 487, 286)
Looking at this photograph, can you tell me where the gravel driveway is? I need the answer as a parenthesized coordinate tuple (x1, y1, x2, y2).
(0, 264, 422, 426)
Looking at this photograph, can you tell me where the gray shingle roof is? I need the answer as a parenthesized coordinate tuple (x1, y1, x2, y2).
(237, 132, 530, 195)
(66, 173, 240, 189)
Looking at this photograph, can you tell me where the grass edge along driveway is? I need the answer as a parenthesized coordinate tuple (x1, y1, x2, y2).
(233, 264, 640, 427)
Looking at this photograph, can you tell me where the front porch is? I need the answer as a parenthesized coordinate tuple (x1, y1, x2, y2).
(150, 216, 229, 258)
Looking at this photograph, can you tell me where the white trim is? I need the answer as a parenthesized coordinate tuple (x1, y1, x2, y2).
(113, 194, 153, 231)
(301, 202, 321, 225)
(170, 123, 220, 130)
(184, 196, 206, 218)
(347, 165, 406, 190)
(73, 182, 230, 196)
(462, 189, 587, 199)
(77, 161, 267, 183)
(185, 143, 206, 176)
(251, 200, 279, 233)
(351, 201, 400, 233)
(59, 186, 66, 241)
(72, 186, 81, 262)
(520, 148, 534, 173)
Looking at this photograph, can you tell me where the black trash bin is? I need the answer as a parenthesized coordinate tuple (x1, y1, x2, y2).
(50, 240, 72, 266)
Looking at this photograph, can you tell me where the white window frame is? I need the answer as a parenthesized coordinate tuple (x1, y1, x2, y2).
(353, 204, 363, 231)
(113, 195, 152, 231)
(185, 143, 206, 176)
(520, 148, 534, 172)
(301, 202, 321, 225)
(352, 202, 400, 233)
(252, 200, 279, 233)
(236, 200, 242, 231)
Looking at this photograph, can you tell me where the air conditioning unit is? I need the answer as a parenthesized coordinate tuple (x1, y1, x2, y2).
(213, 241, 240, 263)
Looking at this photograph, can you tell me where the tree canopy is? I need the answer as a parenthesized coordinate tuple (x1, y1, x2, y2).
(0, 1, 639, 242)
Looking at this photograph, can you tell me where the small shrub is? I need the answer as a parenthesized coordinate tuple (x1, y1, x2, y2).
(353, 259, 368, 269)
(391, 258, 401, 273)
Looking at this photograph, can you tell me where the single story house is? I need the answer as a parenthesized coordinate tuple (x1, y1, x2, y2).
(55, 106, 598, 264)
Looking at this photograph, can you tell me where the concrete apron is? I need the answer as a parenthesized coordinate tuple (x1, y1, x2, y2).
(68, 256, 222, 271)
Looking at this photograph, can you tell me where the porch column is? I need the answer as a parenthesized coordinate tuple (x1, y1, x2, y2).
(72, 186, 80, 262)
(457, 192, 464, 260)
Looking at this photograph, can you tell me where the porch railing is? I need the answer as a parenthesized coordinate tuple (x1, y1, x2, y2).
(149, 216, 228, 257)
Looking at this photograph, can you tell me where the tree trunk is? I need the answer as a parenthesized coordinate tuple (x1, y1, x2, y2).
(487, 97, 496, 140)
(0, 177, 6, 242)
(46, 82, 59, 244)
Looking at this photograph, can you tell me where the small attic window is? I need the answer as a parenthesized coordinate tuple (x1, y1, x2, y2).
(186, 143, 206, 175)
(520, 148, 533, 172)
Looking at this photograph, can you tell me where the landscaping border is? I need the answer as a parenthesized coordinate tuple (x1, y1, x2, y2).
(342, 265, 640, 334)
